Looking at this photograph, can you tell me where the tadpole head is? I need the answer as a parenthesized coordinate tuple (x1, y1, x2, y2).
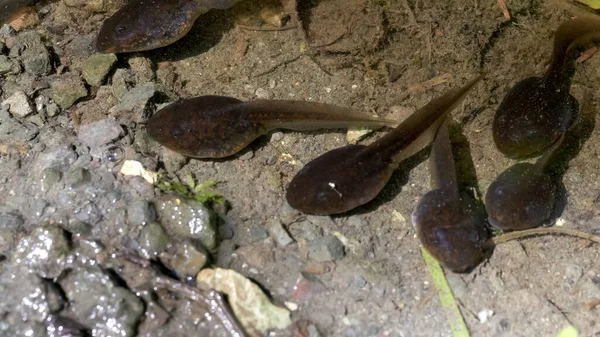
(493, 77, 577, 159)
(412, 189, 490, 272)
(485, 163, 557, 231)
(146, 96, 264, 159)
(286, 146, 393, 215)
(96, 2, 196, 53)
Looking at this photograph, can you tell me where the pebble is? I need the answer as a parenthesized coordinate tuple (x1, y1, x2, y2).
(0, 264, 63, 322)
(63, 0, 126, 13)
(110, 68, 134, 100)
(8, 31, 51, 76)
(351, 275, 367, 288)
(307, 235, 345, 262)
(0, 107, 38, 141)
(60, 266, 144, 337)
(12, 225, 70, 278)
(81, 53, 118, 86)
(40, 167, 62, 192)
(159, 239, 208, 278)
(50, 73, 88, 109)
(255, 87, 270, 99)
(128, 56, 155, 83)
(109, 83, 156, 121)
(154, 195, 217, 249)
(267, 218, 294, 247)
(1, 91, 33, 117)
(33, 146, 78, 174)
(63, 167, 91, 188)
(0, 208, 24, 228)
(77, 118, 124, 148)
(562, 264, 584, 291)
(137, 222, 169, 258)
(127, 200, 157, 226)
(0, 55, 13, 74)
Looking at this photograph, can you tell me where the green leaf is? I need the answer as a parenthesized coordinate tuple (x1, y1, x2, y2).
(575, 0, 600, 9)
(421, 246, 470, 337)
(556, 326, 578, 337)
(194, 180, 219, 193)
(182, 174, 196, 189)
(171, 182, 190, 195)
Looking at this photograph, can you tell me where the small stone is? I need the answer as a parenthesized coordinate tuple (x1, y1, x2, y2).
(127, 200, 157, 226)
(7, 7, 39, 32)
(109, 83, 156, 121)
(12, 225, 70, 278)
(270, 131, 284, 142)
(63, 167, 91, 188)
(0, 208, 24, 229)
(307, 235, 345, 262)
(81, 53, 118, 86)
(0, 229, 15, 253)
(63, 0, 126, 13)
(50, 73, 88, 109)
(8, 31, 51, 76)
(0, 55, 12, 74)
(110, 68, 134, 100)
(346, 127, 373, 145)
(351, 275, 367, 288)
(128, 56, 155, 83)
(40, 167, 62, 192)
(77, 118, 124, 148)
(45, 101, 60, 116)
(154, 195, 216, 249)
(477, 309, 494, 323)
(1, 91, 33, 117)
(60, 266, 144, 337)
(0, 24, 16, 41)
(159, 239, 208, 278)
(267, 219, 294, 247)
(137, 222, 169, 258)
(255, 87, 270, 99)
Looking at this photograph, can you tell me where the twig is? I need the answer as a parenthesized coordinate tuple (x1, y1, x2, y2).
(497, 0, 511, 20)
(486, 227, 600, 249)
(576, 46, 598, 63)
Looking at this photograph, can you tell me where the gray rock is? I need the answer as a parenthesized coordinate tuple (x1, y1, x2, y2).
(50, 73, 88, 109)
(109, 83, 156, 121)
(77, 118, 124, 148)
(12, 226, 71, 278)
(8, 31, 51, 76)
(0, 229, 15, 253)
(81, 53, 118, 86)
(127, 200, 157, 226)
(1, 91, 33, 117)
(33, 146, 78, 174)
(307, 235, 345, 262)
(159, 239, 208, 278)
(154, 195, 216, 250)
(0, 208, 24, 229)
(63, 167, 91, 188)
(0, 55, 13, 74)
(137, 222, 169, 258)
(351, 275, 367, 288)
(110, 68, 134, 100)
(0, 24, 16, 40)
(0, 264, 63, 322)
(267, 218, 294, 247)
(60, 266, 144, 337)
(40, 167, 62, 192)
(0, 108, 38, 142)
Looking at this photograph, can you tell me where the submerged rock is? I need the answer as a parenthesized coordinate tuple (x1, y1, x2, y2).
(154, 195, 216, 250)
(307, 236, 345, 262)
(159, 239, 208, 279)
(12, 225, 71, 278)
(8, 31, 51, 76)
(137, 221, 169, 259)
(50, 73, 88, 109)
(1, 91, 33, 117)
(77, 118, 124, 148)
(81, 53, 117, 86)
(60, 266, 144, 337)
(0, 264, 63, 322)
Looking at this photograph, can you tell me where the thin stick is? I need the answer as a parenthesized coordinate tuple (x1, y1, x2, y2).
(486, 227, 600, 248)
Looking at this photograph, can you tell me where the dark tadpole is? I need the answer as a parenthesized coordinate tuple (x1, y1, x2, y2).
(146, 95, 397, 159)
(493, 17, 600, 159)
(412, 121, 489, 273)
(285, 75, 483, 215)
(95, 0, 243, 53)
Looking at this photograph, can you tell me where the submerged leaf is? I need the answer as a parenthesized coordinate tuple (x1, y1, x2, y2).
(197, 268, 291, 337)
